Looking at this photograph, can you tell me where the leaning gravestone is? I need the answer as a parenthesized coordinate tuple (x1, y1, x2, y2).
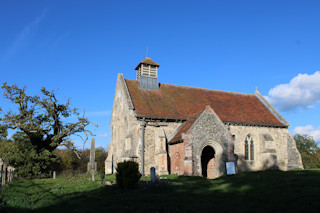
(150, 167, 156, 182)
(87, 138, 97, 181)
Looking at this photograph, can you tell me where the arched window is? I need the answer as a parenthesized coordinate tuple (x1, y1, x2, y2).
(250, 139, 254, 160)
(245, 139, 249, 160)
(245, 134, 254, 160)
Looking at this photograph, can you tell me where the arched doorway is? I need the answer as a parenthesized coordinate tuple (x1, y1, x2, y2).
(201, 146, 215, 178)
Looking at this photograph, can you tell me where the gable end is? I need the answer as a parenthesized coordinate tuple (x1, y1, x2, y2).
(254, 90, 289, 127)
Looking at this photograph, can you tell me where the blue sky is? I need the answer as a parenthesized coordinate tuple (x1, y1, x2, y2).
(1, 0, 320, 149)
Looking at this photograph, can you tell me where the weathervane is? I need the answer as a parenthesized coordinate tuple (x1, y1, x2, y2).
(146, 46, 149, 58)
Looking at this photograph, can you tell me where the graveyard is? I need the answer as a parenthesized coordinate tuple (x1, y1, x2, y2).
(1, 168, 320, 212)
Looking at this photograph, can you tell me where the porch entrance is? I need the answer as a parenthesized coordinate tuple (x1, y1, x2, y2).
(201, 146, 215, 178)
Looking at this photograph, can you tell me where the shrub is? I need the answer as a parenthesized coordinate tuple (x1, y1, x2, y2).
(116, 161, 141, 189)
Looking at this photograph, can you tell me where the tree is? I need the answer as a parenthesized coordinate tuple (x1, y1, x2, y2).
(0, 132, 57, 177)
(95, 147, 108, 173)
(294, 134, 320, 169)
(294, 134, 319, 154)
(52, 147, 108, 175)
(0, 83, 94, 175)
(0, 123, 8, 141)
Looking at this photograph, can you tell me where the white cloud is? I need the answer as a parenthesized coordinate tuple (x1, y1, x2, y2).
(292, 125, 320, 142)
(1, 10, 47, 61)
(266, 71, 320, 111)
(97, 133, 108, 138)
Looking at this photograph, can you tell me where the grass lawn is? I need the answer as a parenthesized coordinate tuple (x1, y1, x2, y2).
(1, 169, 320, 212)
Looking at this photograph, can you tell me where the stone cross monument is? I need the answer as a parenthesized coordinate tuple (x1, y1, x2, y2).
(87, 138, 97, 181)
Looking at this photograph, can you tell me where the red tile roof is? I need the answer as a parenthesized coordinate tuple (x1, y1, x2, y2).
(169, 113, 201, 143)
(135, 57, 160, 70)
(125, 79, 286, 127)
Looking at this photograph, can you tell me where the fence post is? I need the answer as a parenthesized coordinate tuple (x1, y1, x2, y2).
(0, 159, 14, 188)
(0, 164, 3, 190)
(3, 167, 5, 185)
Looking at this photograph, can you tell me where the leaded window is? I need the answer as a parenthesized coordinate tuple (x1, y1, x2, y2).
(250, 140, 254, 160)
(245, 134, 254, 161)
(245, 139, 249, 160)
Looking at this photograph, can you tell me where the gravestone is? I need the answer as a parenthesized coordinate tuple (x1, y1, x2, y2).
(150, 167, 156, 182)
(87, 138, 97, 181)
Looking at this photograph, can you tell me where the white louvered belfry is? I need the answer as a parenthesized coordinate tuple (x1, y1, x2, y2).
(136, 69, 141, 80)
(135, 56, 160, 90)
(137, 64, 158, 80)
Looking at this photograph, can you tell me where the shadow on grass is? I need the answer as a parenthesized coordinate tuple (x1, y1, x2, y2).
(2, 169, 320, 213)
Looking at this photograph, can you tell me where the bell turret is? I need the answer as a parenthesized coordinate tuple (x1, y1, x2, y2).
(135, 55, 160, 90)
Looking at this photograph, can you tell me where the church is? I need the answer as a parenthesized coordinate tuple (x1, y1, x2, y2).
(105, 56, 303, 178)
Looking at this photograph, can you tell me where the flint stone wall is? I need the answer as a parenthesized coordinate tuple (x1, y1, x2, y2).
(229, 125, 303, 171)
(105, 74, 140, 174)
(142, 121, 180, 175)
(185, 109, 231, 178)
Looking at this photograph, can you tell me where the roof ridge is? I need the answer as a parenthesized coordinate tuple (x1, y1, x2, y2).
(160, 83, 254, 96)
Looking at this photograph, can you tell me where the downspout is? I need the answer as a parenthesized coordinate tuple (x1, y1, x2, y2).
(141, 120, 146, 176)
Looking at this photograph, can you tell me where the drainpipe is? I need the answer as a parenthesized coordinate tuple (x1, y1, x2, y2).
(140, 120, 146, 176)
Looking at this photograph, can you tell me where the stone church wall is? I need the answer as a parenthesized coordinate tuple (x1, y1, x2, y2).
(287, 133, 304, 169)
(105, 74, 141, 174)
(229, 125, 303, 171)
(142, 121, 181, 175)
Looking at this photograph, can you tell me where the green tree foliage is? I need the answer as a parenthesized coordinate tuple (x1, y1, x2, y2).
(95, 147, 108, 173)
(294, 134, 320, 169)
(0, 123, 8, 140)
(53, 147, 107, 176)
(0, 83, 93, 176)
(116, 161, 141, 189)
(0, 132, 58, 177)
(294, 134, 319, 154)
